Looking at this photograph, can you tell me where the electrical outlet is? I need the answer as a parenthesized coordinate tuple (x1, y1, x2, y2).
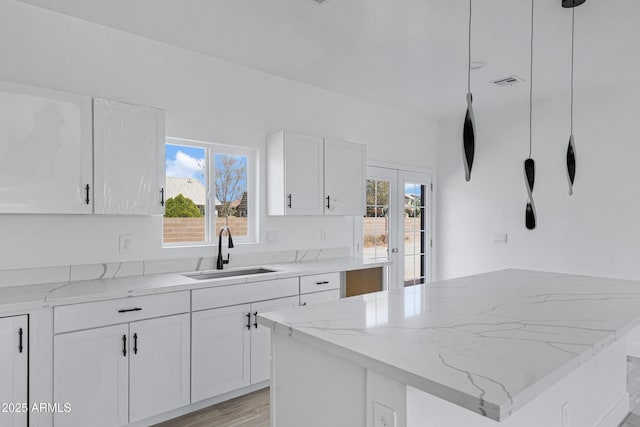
(266, 231, 278, 242)
(373, 401, 396, 427)
(561, 401, 570, 427)
(320, 229, 327, 241)
(119, 234, 133, 254)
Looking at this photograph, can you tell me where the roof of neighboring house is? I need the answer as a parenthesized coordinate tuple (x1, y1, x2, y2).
(166, 177, 206, 206)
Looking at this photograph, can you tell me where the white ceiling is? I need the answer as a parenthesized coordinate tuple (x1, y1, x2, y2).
(19, 0, 640, 119)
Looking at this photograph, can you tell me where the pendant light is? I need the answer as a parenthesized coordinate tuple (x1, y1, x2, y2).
(462, 0, 476, 182)
(563, 0, 586, 195)
(525, 0, 537, 230)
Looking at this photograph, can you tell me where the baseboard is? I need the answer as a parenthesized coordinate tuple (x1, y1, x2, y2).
(596, 392, 629, 427)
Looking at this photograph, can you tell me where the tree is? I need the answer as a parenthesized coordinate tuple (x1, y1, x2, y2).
(215, 155, 246, 219)
(165, 194, 202, 218)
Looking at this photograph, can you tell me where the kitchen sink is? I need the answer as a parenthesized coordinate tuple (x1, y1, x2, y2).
(184, 268, 277, 280)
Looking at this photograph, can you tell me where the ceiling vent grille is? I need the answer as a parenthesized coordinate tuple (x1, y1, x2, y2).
(491, 75, 525, 87)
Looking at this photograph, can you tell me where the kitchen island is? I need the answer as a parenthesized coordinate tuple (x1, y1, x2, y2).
(258, 269, 640, 427)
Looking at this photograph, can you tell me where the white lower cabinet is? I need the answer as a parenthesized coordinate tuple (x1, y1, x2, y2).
(54, 324, 129, 427)
(0, 315, 28, 427)
(192, 304, 251, 402)
(129, 314, 190, 423)
(250, 296, 299, 384)
(191, 295, 299, 403)
(300, 289, 341, 306)
(53, 313, 190, 427)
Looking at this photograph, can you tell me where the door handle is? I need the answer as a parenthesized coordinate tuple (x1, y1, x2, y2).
(391, 248, 399, 253)
(118, 307, 142, 313)
(253, 312, 258, 329)
(85, 184, 90, 205)
(122, 335, 127, 357)
(287, 194, 292, 209)
(160, 188, 165, 206)
(246, 312, 252, 330)
(133, 333, 138, 355)
(326, 196, 331, 209)
(18, 328, 23, 353)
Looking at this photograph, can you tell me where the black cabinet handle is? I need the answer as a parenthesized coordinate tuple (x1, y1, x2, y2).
(160, 188, 165, 206)
(253, 312, 258, 329)
(18, 328, 23, 353)
(122, 335, 127, 357)
(326, 196, 330, 209)
(287, 194, 292, 209)
(133, 333, 138, 355)
(315, 281, 330, 285)
(118, 307, 142, 313)
(85, 184, 90, 205)
(246, 312, 252, 330)
(301, 302, 307, 306)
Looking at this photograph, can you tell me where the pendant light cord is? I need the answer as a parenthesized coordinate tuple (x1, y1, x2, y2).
(529, 0, 534, 158)
(468, 0, 472, 94)
(570, 7, 575, 135)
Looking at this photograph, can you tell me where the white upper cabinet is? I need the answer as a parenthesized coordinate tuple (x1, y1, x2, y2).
(267, 131, 366, 216)
(267, 131, 324, 216)
(93, 98, 165, 215)
(0, 81, 93, 214)
(323, 138, 366, 216)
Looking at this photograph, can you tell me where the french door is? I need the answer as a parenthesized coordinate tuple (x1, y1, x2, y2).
(362, 167, 432, 289)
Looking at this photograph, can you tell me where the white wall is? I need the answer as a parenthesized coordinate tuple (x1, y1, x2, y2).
(436, 83, 640, 281)
(0, 0, 437, 270)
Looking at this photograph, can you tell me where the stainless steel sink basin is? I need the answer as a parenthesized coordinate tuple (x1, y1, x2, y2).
(184, 268, 277, 281)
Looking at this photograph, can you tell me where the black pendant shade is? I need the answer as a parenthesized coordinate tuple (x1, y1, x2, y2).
(463, 93, 475, 182)
(566, 134, 576, 195)
(562, 0, 585, 8)
(524, 158, 536, 230)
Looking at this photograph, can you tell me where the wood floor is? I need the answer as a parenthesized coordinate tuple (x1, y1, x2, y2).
(156, 357, 640, 427)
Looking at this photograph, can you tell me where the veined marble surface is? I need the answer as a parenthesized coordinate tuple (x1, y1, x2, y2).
(0, 257, 386, 314)
(258, 269, 640, 422)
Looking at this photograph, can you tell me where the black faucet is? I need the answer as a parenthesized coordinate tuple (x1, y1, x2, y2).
(216, 226, 234, 269)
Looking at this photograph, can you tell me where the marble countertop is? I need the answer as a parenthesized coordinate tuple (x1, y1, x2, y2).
(0, 257, 387, 313)
(258, 269, 640, 422)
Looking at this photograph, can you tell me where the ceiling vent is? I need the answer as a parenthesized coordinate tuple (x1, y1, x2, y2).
(491, 75, 525, 87)
(311, 0, 329, 4)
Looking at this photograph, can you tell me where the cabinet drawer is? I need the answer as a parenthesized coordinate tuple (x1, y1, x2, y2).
(300, 272, 341, 294)
(54, 291, 190, 334)
(300, 289, 340, 306)
(192, 278, 299, 311)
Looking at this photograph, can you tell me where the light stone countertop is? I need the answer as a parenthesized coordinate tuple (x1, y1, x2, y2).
(258, 269, 640, 422)
(0, 257, 387, 313)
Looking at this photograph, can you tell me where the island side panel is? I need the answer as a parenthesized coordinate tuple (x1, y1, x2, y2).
(407, 338, 628, 427)
(271, 331, 366, 427)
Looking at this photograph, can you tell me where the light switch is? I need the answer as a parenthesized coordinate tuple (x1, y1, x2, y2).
(373, 401, 396, 427)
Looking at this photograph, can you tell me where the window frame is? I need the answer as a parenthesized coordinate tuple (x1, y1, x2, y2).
(163, 137, 257, 247)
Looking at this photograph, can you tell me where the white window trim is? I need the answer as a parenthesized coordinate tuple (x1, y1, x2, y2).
(164, 136, 257, 247)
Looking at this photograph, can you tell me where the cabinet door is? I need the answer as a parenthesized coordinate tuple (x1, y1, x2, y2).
(0, 315, 28, 427)
(93, 98, 165, 215)
(54, 324, 129, 427)
(324, 138, 366, 216)
(300, 289, 340, 306)
(0, 81, 92, 214)
(192, 304, 251, 402)
(250, 296, 299, 384)
(129, 313, 190, 423)
(284, 133, 324, 215)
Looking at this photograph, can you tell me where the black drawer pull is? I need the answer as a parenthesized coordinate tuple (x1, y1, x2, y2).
(246, 312, 252, 330)
(122, 335, 127, 357)
(253, 312, 258, 329)
(18, 328, 23, 353)
(133, 333, 138, 355)
(315, 281, 330, 285)
(118, 307, 142, 313)
(287, 194, 292, 209)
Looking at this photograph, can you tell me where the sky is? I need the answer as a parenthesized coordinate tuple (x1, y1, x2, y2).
(165, 144, 248, 194)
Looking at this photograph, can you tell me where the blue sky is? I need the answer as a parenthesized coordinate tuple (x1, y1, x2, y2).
(166, 144, 248, 194)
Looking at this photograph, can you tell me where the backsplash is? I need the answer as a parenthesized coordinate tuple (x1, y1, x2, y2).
(0, 247, 351, 288)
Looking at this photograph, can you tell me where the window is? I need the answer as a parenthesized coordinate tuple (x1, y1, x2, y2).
(403, 182, 427, 286)
(363, 178, 390, 260)
(163, 137, 255, 245)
